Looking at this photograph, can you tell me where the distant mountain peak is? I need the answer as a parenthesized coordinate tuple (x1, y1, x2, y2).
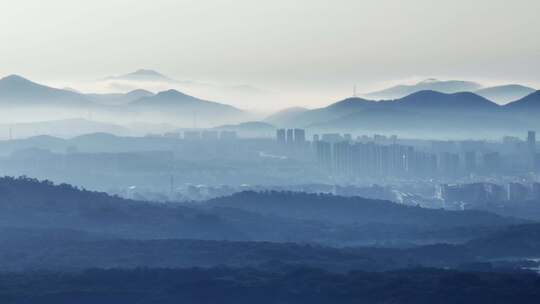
(125, 89, 154, 98)
(156, 89, 190, 98)
(1, 74, 32, 83)
(404, 90, 444, 98)
(108, 69, 172, 82)
(418, 78, 439, 84)
(328, 96, 374, 108)
(396, 90, 498, 111)
(133, 89, 223, 107)
(130, 69, 165, 77)
(127, 89, 153, 94)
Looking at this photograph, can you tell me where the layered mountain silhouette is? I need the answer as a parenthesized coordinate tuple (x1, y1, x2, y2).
(274, 91, 498, 125)
(475, 84, 536, 104)
(129, 89, 244, 123)
(1, 73, 538, 134)
(365, 79, 483, 99)
(394, 90, 499, 111)
(273, 97, 378, 127)
(365, 78, 536, 103)
(505, 90, 540, 111)
(0, 74, 247, 126)
(0, 75, 91, 106)
(270, 90, 533, 135)
(265, 107, 309, 124)
(86, 89, 155, 105)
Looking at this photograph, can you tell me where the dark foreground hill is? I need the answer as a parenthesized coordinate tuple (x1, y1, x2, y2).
(0, 267, 539, 304)
(2, 223, 540, 272)
(505, 90, 540, 111)
(0, 177, 524, 245)
(206, 191, 520, 227)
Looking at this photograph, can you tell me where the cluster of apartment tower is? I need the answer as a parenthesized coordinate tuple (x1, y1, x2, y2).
(276, 129, 539, 180)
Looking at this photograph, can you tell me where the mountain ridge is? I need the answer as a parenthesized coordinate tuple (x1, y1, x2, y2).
(505, 90, 540, 111)
(0, 75, 91, 106)
(365, 79, 483, 99)
(475, 84, 536, 104)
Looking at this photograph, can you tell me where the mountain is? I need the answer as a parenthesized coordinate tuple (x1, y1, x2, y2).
(206, 191, 521, 228)
(395, 90, 499, 112)
(475, 85, 536, 104)
(125, 89, 154, 99)
(1, 267, 538, 303)
(308, 108, 529, 138)
(269, 90, 539, 137)
(129, 89, 244, 123)
(0, 75, 91, 106)
(0, 176, 248, 240)
(365, 79, 483, 99)
(270, 97, 378, 127)
(0, 178, 523, 245)
(505, 90, 540, 111)
(106, 69, 174, 82)
(271, 91, 501, 130)
(265, 107, 309, 124)
(86, 89, 154, 105)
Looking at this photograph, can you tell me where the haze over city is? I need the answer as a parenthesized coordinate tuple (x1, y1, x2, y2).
(0, 1, 540, 303)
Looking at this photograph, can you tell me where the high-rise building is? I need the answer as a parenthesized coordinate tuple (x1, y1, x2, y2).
(321, 133, 343, 143)
(439, 152, 460, 178)
(276, 129, 286, 144)
(286, 129, 294, 144)
(294, 129, 306, 144)
(201, 130, 219, 141)
(220, 131, 237, 141)
(482, 152, 501, 174)
(528, 131, 536, 153)
(507, 183, 529, 201)
(184, 131, 201, 141)
(333, 141, 353, 176)
(532, 183, 540, 200)
(315, 141, 332, 170)
(464, 151, 477, 174)
(528, 131, 537, 169)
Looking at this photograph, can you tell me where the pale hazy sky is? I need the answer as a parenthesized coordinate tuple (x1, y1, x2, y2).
(0, 0, 539, 108)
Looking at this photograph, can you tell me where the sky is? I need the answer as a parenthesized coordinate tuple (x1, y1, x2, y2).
(0, 0, 539, 109)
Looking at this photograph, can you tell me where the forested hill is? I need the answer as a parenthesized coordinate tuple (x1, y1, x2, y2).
(0, 268, 539, 304)
(0, 177, 527, 245)
(206, 191, 522, 227)
(0, 176, 245, 240)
